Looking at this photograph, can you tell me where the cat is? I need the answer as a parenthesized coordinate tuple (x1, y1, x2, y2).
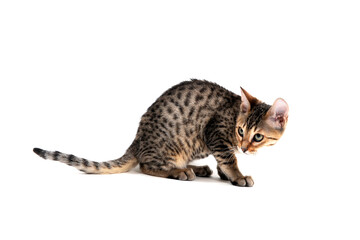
(33, 79, 289, 187)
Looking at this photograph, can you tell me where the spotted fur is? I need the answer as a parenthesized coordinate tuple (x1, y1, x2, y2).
(244, 103, 271, 130)
(33, 79, 289, 187)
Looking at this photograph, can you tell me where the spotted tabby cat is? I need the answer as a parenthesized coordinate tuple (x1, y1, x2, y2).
(33, 79, 289, 187)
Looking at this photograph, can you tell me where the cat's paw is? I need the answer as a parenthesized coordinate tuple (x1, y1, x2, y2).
(170, 168, 196, 181)
(191, 165, 213, 177)
(197, 165, 213, 177)
(231, 176, 254, 187)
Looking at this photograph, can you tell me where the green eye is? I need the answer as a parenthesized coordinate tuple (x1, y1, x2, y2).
(238, 128, 244, 137)
(253, 134, 264, 142)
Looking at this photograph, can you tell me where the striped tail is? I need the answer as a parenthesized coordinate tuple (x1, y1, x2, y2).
(33, 147, 138, 174)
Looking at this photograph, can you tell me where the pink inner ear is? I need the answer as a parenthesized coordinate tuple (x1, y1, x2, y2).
(268, 98, 289, 128)
(276, 115, 286, 128)
(240, 87, 251, 113)
(273, 98, 289, 118)
(240, 102, 249, 113)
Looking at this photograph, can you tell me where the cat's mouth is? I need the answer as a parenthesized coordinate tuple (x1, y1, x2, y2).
(243, 150, 257, 155)
(236, 146, 257, 155)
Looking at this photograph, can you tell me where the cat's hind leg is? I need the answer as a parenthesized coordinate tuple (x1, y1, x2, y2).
(140, 162, 196, 181)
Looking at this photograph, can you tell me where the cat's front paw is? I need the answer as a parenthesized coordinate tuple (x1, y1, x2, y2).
(231, 176, 254, 187)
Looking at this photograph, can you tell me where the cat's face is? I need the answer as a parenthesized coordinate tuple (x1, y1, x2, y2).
(236, 88, 289, 154)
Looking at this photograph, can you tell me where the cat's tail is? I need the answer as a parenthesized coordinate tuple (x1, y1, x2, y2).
(32, 145, 138, 174)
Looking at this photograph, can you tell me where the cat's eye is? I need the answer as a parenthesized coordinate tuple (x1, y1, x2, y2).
(253, 134, 264, 142)
(238, 128, 244, 137)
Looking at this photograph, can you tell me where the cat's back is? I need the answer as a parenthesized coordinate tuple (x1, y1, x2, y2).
(140, 79, 240, 131)
(157, 79, 238, 109)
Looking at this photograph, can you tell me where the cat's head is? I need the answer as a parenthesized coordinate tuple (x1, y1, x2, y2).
(236, 87, 289, 154)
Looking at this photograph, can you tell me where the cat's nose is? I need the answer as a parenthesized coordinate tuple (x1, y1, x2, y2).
(241, 147, 248, 153)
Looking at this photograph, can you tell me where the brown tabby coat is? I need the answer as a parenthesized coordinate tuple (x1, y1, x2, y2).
(33, 79, 289, 187)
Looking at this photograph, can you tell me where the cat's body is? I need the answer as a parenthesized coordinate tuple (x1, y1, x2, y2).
(34, 79, 289, 187)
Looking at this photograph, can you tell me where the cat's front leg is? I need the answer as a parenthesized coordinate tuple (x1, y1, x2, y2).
(215, 154, 254, 187)
(204, 118, 254, 187)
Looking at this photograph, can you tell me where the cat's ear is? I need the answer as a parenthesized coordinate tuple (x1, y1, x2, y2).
(265, 98, 289, 129)
(240, 87, 259, 113)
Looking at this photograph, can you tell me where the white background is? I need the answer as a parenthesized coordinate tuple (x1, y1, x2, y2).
(1, 0, 359, 239)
